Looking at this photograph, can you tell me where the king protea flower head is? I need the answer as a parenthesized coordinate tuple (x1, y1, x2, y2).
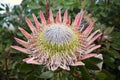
(11, 9, 102, 71)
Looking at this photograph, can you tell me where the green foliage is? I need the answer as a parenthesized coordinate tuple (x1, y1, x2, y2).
(40, 71, 54, 78)
(0, 0, 120, 80)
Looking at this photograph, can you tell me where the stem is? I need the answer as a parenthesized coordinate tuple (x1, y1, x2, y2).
(5, 58, 9, 78)
(4, 49, 10, 79)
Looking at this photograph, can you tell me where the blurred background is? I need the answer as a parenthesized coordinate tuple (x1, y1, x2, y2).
(0, 0, 120, 80)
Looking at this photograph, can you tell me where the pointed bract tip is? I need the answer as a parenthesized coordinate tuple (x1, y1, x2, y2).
(39, 11, 46, 24)
(49, 9, 54, 23)
(18, 27, 22, 30)
(71, 61, 85, 66)
(11, 46, 28, 54)
(23, 58, 40, 65)
(80, 54, 97, 60)
(18, 27, 31, 39)
(55, 9, 61, 23)
(14, 37, 28, 47)
(63, 10, 68, 23)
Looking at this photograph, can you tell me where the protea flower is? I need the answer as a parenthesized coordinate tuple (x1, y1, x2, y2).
(11, 9, 102, 71)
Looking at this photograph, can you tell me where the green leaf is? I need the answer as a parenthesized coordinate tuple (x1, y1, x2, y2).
(0, 53, 7, 59)
(111, 32, 120, 45)
(19, 63, 33, 73)
(95, 70, 115, 80)
(95, 72, 107, 80)
(89, 57, 103, 64)
(83, 59, 100, 70)
(11, 61, 19, 69)
(107, 49, 120, 59)
(103, 54, 115, 69)
(104, 27, 114, 34)
(40, 71, 54, 79)
(25, 74, 38, 80)
(101, 70, 115, 80)
(79, 66, 92, 80)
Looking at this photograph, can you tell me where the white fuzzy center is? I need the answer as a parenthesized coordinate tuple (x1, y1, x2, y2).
(44, 24, 74, 45)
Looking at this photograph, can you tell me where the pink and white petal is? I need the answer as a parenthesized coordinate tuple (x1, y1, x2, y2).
(51, 65, 59, 71)
(23, 57, 40, 65)
(18, 27, 31, 39)
(60, 65, 70, 71)
(66, 16, 71, 25)
(63, 10, 68, 23)
(72, 13, 80, 27)
(55, 9, 61, 23)
(11, 46, 28, 54)
(75, 13, 83, 28)
(26, 18, 36, 33)
(14, 37, 28, 47)
(72, 10, 84, 28)
(87, 29, 101, 41)
(86, 45, 101, 54)
(80, 54, 97, 60)
(88, 33, 102, 45)
(39, 11, 46, 25)
(71, 61, 85, 66)
(82, 23, 94, 36)
(87, 44, 96, 49)
(49, 9, 54, 23)
(32, 14, 42, 29)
